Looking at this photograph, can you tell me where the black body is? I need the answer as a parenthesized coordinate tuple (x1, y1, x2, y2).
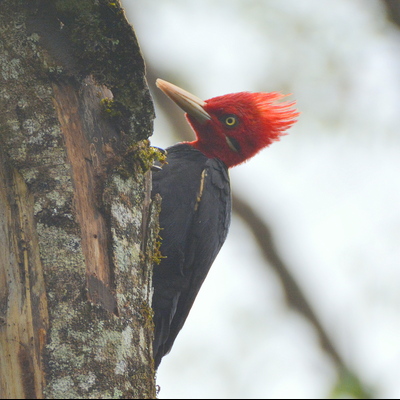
(151, 143, 232, 368)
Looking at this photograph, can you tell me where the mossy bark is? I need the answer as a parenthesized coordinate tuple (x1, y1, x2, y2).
(0, 1, 158, 398)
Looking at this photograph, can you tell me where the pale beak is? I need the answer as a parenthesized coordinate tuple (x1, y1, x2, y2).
(156, 79, 212, 124)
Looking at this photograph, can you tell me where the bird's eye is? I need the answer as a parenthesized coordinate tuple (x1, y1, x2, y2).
(222, 114, 238, 128)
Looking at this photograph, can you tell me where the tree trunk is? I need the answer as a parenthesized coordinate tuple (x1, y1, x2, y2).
(0, 1, 158, 398)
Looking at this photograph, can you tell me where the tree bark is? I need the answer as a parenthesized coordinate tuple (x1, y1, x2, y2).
(0, 1, 158, 398)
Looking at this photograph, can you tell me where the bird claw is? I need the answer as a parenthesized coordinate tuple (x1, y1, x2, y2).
(151, 146, 167, 155)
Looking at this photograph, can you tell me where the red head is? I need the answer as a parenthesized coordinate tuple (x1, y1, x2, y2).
(156, 79, 299, 168)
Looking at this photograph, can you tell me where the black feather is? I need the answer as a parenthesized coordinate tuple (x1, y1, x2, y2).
(151, 143, 231, 368)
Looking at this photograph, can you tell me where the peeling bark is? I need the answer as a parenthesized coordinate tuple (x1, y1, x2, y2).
(0, 153, 48, 399)
(0, 1, 158, 398)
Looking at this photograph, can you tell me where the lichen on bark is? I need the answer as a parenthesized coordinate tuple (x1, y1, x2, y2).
(0, 0, 158, 398)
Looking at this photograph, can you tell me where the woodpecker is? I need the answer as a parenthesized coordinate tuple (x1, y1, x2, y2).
(151, 79, 298, 368)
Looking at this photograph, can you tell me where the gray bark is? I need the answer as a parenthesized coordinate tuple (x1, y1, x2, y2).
(0, 1, 158, 398)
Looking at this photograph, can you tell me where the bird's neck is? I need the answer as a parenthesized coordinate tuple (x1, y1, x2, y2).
(187, 140, 242, 168)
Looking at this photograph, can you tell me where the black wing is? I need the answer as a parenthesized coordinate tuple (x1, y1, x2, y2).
(151, 143, 231, 368)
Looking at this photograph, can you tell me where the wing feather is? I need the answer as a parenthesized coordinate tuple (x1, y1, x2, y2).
(151, 143, 231, 368)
